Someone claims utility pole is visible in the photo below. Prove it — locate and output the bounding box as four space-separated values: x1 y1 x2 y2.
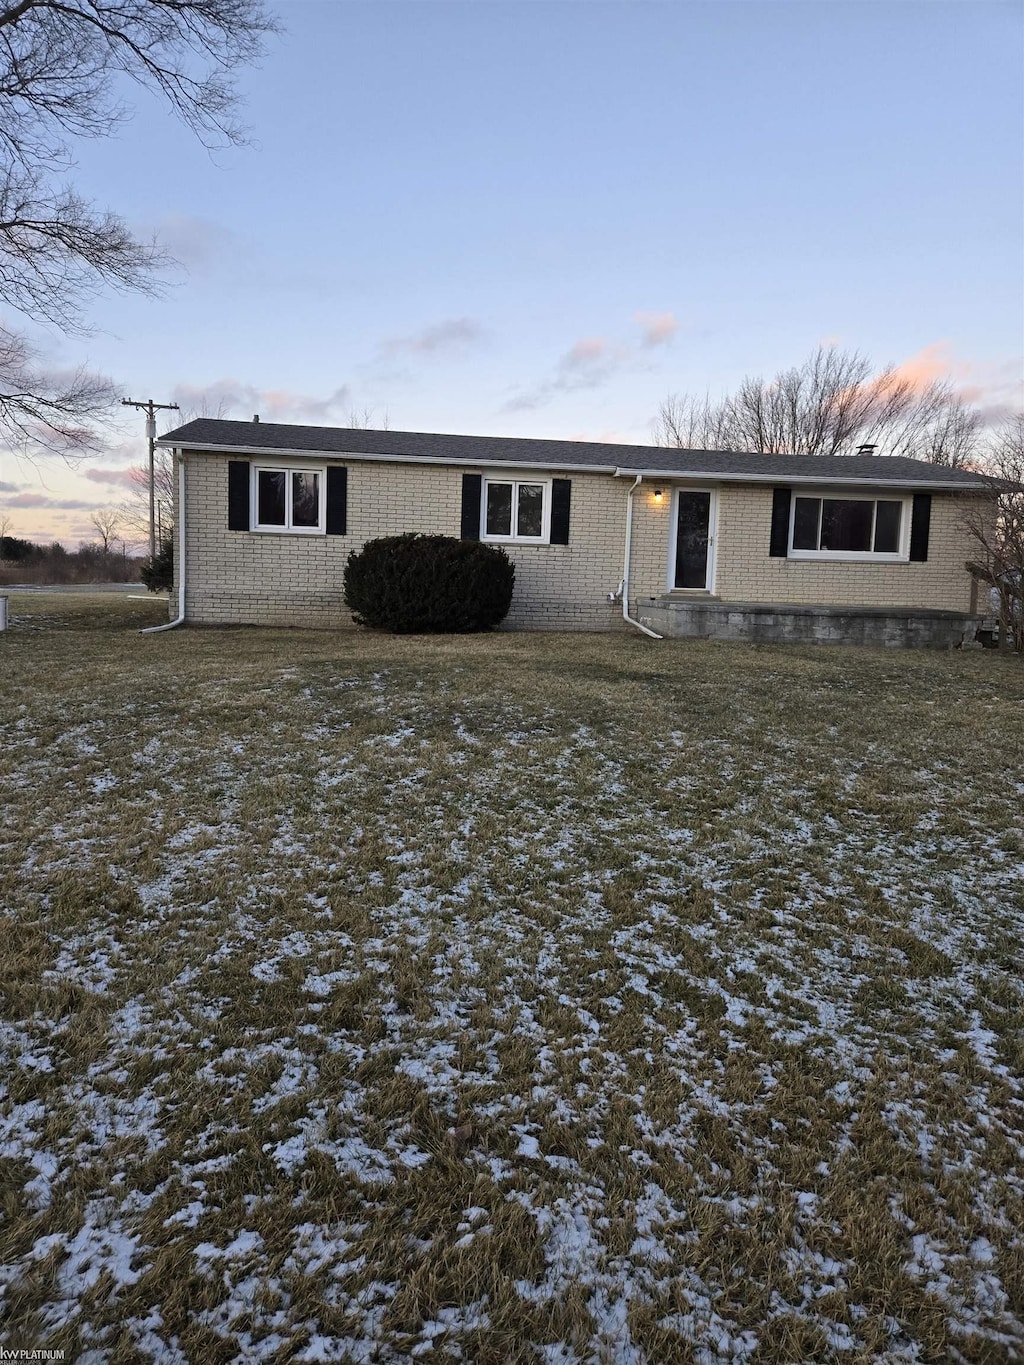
122 398 179 559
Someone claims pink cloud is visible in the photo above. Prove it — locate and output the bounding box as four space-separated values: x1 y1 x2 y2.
635 311 678 347
562 337 610 369
881 342 955 396
9 493 54 509
877 343 1023 420
170 380 353 425
84 468 138 488
9 493 95 509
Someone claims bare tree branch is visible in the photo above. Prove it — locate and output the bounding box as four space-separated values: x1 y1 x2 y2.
0 323 115 456
0 0 278 165
0 0 276 458
0 168 167 330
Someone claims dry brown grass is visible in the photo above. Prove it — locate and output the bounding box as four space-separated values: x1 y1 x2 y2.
1 591 1022 1361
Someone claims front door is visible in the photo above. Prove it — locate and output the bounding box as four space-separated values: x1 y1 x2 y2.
673 490 713 589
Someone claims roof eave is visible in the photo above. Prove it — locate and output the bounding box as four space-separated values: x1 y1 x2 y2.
157 438 619 475
155 439 989 491
612 466 989 492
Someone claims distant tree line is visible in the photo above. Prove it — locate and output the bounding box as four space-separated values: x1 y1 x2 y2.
0 534 140 585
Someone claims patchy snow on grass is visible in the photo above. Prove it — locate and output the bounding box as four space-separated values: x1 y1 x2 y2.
1 615 1023 1360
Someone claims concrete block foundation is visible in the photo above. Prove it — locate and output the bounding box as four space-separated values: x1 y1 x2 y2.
640 597 981 648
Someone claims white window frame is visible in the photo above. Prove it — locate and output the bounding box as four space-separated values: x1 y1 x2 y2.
788 490 911 562
480 474 551 544
251 463 327 535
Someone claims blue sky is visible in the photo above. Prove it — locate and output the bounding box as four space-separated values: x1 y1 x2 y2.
6 0 1023 542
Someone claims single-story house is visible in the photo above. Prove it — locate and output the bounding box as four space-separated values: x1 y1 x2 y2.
156 418 996 646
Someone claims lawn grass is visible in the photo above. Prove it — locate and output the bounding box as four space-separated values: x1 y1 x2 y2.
1 592 1023 1362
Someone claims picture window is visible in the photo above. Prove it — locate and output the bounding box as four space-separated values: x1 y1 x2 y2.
790 495 906 559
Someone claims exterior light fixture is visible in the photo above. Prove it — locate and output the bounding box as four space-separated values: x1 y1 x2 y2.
653 489 664 503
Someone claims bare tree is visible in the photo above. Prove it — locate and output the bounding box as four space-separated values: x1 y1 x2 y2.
653 392 735 451
0 0 277 458
654 346 982 467
121 448 175 547
89 505 122 554
965 414 1024 651
347 406 391 431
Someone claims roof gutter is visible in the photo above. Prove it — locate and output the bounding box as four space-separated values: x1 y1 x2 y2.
613 466 988 493
154 439 619 477
140 453 186 634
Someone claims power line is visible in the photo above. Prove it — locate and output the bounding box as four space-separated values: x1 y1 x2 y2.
123 398 179 559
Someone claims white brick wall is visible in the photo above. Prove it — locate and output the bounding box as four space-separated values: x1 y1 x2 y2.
177 454 628 630
174 454 984 629
711 485 977 612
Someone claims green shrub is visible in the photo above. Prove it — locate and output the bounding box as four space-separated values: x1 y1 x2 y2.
344 534 515 633
141 539 174 593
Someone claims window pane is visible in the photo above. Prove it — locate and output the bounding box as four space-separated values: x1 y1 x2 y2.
486 482 512 536
517 484 544 538
793 497 820 551
874 500 901 553
257 470 286 525
292 470 319 527
821 498 872 552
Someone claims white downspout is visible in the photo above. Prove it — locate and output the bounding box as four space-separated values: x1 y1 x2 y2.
619 473 663 640
141 452 186 634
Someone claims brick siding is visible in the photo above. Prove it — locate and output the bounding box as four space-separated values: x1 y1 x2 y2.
174 453 983 630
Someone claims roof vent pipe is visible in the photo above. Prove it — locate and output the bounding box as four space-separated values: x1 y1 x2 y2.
253 414 260 422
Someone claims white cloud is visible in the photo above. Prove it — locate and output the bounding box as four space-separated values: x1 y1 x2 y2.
146 214 235 274
382 318 484 358
502 335 626 412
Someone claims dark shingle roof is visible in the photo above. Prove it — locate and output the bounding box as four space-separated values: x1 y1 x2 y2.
158 418 991 489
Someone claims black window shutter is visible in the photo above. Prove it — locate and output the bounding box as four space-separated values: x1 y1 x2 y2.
909 493 931 562
228 460 250 530
769 488 791 557
550 479 571 545
326 466 347 535
461 473 482 540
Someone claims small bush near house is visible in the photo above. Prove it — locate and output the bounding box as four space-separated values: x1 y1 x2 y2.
141 538 174 593
344 533 514 632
